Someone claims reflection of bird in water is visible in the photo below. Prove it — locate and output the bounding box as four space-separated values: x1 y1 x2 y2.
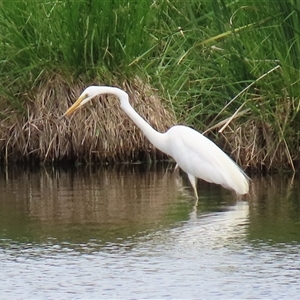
64 86 250 200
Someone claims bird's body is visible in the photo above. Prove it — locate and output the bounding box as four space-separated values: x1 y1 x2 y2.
64 86 249 198
163 125 249 196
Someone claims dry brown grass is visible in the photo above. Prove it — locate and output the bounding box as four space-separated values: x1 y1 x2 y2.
0 75 175 163
1 74 298 171
218 119 299 172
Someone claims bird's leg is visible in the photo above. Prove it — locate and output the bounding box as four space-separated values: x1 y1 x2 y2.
187 173 199 201
194 197 199 207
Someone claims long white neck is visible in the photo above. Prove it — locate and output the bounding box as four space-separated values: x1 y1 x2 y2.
97 87 169 154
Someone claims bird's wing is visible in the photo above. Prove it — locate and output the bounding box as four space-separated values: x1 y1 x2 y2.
167 125 249 193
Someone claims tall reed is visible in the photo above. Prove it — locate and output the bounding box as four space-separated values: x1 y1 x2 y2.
149 0 300 170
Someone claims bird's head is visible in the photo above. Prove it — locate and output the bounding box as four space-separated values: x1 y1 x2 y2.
63 86 100 116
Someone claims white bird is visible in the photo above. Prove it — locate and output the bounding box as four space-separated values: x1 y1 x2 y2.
64 86 250 199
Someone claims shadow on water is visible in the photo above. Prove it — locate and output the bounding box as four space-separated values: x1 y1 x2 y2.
0 164 299 248
0 163 188 244
0 164 230 245
248 174 300 244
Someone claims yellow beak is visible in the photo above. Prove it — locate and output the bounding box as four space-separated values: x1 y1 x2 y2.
63 94 87 117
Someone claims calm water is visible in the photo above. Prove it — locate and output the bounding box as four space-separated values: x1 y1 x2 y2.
0 164 300 299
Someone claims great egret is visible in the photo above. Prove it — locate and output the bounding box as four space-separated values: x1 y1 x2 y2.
64 86 249 198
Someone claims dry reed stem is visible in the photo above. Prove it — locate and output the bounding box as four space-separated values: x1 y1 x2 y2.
220 119 297 171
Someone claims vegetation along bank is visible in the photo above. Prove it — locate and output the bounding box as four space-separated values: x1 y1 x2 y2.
0 0 299 172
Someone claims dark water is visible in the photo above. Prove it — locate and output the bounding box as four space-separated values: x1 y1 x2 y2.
0 164 300 299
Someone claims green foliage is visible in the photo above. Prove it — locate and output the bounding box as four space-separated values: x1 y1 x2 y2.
148 0 300 169
0 0 155 101
0 0 299 168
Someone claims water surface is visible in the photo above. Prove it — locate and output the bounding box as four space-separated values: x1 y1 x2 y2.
0 165 300 299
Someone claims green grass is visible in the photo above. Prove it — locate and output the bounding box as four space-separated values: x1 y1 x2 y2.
0 0 155 103
0 0 299 169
